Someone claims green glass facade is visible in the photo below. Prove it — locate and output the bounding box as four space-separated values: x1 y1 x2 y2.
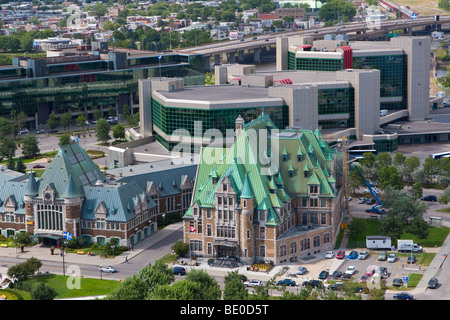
373 138 398 152
152 98 289 151
288 51 344 71
353 54 407 110
318 87 355 129
0 53 204 128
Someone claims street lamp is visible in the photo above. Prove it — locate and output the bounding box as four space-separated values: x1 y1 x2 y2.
151 41 158 52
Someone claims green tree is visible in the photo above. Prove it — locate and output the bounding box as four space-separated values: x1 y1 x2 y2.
378 166 403 190
75 114 87 127
46 112 59 131
172 241 189 257
319 0 356 22
31 282 57 300
60 112 72 131
59 133 71 146
223 270 249 300
185 269 221 300
0 137 17 158
95 119 111 145
375 152 392 170
21 135 40 158
6 152 15 170
409 182 423 201
15 157 26 173
0 117 12 137
378 215 403 242
7 257 42 280
406 216 429 244
113 124 126 141
94 109 103 121
439 193 448 209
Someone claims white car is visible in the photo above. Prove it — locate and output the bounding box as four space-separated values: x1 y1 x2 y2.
358 251 369 260
387 254 397 263
325 251 334 259
364 188 380 194
18 129 29 135
244 279 263 287
345 266 357 275
99 266 117 273
357 198 367 204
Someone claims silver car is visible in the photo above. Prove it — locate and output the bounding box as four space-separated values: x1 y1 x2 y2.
387 254 397 263
358 251 369 260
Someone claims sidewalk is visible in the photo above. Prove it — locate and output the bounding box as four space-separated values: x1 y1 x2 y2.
0 222 184 274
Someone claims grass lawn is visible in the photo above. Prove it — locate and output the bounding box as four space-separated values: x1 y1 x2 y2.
346 218 450 249
387 273 423 291
15 275 120 299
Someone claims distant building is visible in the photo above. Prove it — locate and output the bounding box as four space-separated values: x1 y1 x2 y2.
275 8 305 20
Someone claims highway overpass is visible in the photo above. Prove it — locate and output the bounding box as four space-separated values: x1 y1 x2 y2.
177 16 450 71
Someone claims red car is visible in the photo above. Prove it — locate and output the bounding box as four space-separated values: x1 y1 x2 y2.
336 250 345 259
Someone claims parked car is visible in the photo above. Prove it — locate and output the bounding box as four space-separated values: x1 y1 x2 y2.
428 277 438 289
358 251 369 260
252 37 257 40
48 129 58 133
407 255 417 264
325 251 334 259
421 195 437 202
378 251 387 261
348 250 358 259
302 280 323 288
331 270 343 279
336 250 345 259
296 266 308 275
318 270 329 280
345 266 357 276
364 188 380 194
392 278 403 287
365 199 376 205
330 282 344 291
241 275 248 282
244 279 263 287
18 129 29 135
359 274 371 283
387 254 397 263
277 279 296 287
341 273 352 280
99 266 116 273
357 198 367 204
32 164 45 169
172 266 186 275
393 292 414 300
36 129 45 134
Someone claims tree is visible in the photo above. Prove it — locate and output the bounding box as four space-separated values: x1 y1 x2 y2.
94 109 103 122
378 215 403 242
113 124 126 141
31 282 57 300
375 152 392 170
106 259 174 300
393 152 406 168
7 257 42 280
60 112 72 131
223 270 248 300
377 166 403 190
15 157 26 173
75 114 87 127
439 193 448 209
22 135 40 158
7 152 15 170
59 133 71 146
409 182 423 201
95 119 111 145
0 137 17 158
407 216 429 244
0 117 12 137
319 0 356 22
184 269 221 300
172 241 189 257
46 112 59 131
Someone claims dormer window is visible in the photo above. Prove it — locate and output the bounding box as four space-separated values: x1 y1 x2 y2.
309 185 319 194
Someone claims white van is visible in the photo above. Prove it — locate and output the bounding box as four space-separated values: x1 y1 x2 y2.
380 109 388 117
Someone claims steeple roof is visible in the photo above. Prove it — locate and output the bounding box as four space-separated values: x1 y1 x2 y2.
24 171 39 197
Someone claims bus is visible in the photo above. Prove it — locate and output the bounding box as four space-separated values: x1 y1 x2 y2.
430 151 450 159
348 149 378 158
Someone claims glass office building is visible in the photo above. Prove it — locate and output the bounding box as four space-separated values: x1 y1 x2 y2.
0 50 205 129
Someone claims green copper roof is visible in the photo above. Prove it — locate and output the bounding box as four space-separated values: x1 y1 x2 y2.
241 173 253 199
24 171 39 197
62 175 84 198
38 142 106 199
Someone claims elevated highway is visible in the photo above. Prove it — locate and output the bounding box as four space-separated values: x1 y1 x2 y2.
177 16 450 71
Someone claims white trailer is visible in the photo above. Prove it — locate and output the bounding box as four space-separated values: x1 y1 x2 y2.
366 236 392 250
